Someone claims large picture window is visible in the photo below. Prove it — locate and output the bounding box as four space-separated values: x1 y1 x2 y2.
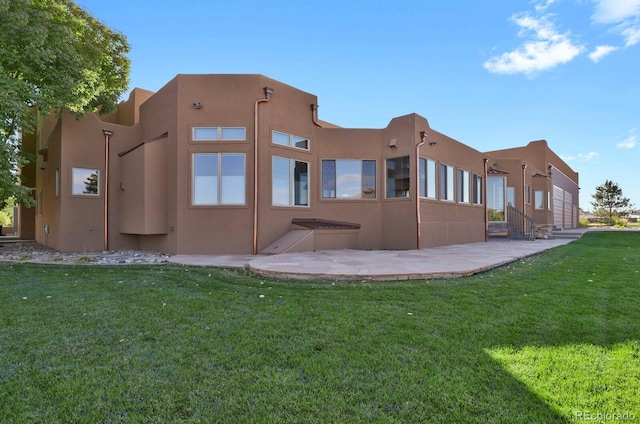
72 167 99 196
193 126 246 141
272 156 309 206
322 160 376 199
192 153 246 205
440 164 455 201
419 158 437 199
272 130 310 150
386 156 410 198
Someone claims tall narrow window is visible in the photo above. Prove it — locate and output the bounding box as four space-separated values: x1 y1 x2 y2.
535 190 545 209
322 159 376 199
419 158 437 199
507 187 516 207
473 174 483 205
386 156 410 198
488 177 506 221
440 164 455 201
272 157 309 206
192 153 245 205
457 169 470 203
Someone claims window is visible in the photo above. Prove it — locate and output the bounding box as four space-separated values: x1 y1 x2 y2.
419 158 437 198
272 130 310 150
473 174 483 205
72 167 99 196
55 168 60 198
440 164 455 201
386 156 410 198
535 190 545 209
193 127 246 141
488 177 506 221
272 156 309 206
525 184 532 204
507 187 516 207
322 160 376 199
457 169 470 203
192 153 246 205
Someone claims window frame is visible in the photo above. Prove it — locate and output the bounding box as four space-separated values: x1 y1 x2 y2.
457 169 470 204
192 126 246 142
472 174 483 205
272 130 310 151
272 156 310 207
534 190 545 210
439 163 455 202
385 156 410 199
419 157 437 199
71 167 100 197
191 153 246 206
321 159 377 200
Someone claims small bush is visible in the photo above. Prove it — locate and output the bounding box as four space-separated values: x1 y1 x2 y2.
611 216 629 228
579 217 590 227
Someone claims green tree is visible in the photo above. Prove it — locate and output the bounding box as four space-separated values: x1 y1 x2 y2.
591 180 635 225
0 0 130 208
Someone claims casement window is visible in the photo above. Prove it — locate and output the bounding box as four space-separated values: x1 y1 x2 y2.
535 190 545 210
322 159 376 199
488 177 506 221
439 164 455 201
192 153 246 205
472 174 483 205
457 169 470 203
192 127 246 141
72 167 99 196
272 156 309 206
419 158 437 199
386 156 410 198
272 130 310 150
525 184 532 204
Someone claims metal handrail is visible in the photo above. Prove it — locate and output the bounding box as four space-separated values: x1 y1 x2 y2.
507 205 536 240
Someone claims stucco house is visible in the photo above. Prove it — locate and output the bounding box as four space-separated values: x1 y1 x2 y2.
18 74 579 254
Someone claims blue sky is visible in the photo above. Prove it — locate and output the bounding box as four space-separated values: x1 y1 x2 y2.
77 0 640 210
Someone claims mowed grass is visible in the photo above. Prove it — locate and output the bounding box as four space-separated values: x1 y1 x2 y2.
1 231 639 423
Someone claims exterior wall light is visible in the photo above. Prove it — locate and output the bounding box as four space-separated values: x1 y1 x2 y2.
193 102 202 109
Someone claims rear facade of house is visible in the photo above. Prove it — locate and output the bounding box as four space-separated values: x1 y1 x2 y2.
18 74 579 254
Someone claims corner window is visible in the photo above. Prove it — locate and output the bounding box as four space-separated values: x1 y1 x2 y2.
386 156 410 198
439 164 455 201
535 190 545 209
419 158 437 199
193 127 246 141
473 174 483 205
322 160 376 199
72 167 99 196
457 169 470 203
272 156 309 206
192 153 246 205
272 130 310 150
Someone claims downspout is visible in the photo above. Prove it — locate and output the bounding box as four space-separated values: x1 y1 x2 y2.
415 131 428 249
311 104 323 127
253 87 273 255
483 158 489 242
102 129 113 251
522 163 527 231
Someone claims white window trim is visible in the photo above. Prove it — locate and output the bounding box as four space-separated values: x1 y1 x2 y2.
272 130 310 151
440 163 455 202
71 167 100 197
321 159 377 200
419 157 437 199
192 153 246 206
457 169 470 204
272 156 310 207
192 126 246 141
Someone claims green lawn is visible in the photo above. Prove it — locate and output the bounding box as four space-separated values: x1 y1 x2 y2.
1 231 639 423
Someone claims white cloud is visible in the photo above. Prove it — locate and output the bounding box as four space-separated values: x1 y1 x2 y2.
617 129 637 148
592 0 640 47
535 0 557 12
588 44 619 62
484 12 584 76
579 152 600 160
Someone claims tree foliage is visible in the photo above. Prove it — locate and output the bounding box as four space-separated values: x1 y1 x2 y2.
590 180 635 224
0 0 130 207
